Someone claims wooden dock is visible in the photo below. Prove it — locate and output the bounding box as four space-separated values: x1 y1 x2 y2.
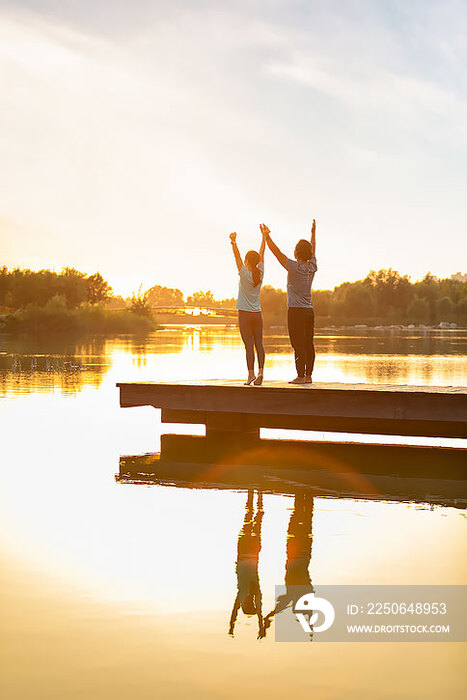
117 380 467 481
118 380 467 438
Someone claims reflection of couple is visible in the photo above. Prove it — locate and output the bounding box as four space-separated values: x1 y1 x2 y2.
229 490 314 639
229 490 265 638
229 221 317 386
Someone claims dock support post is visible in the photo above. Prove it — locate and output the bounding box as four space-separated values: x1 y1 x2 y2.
160 410 260 464
160 409 260 440
205 412 260 441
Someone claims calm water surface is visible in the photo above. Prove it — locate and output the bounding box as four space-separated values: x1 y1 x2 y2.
1 328 466 699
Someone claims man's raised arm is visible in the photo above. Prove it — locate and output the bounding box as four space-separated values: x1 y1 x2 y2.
310 219 316 257
260 223 288 269
258 226 266 262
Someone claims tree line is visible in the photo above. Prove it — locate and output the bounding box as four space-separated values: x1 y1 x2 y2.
1 265 466 327
115 271 467 327
0 266 113 309
261 269 467 327
0 267 154 335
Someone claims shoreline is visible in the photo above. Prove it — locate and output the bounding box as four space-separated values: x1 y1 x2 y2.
1 322 465 337
157 321 465 331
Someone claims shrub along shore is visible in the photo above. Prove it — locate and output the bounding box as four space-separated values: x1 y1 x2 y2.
1 296 157 336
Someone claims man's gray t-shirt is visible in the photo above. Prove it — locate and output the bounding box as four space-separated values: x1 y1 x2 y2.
286 256 317 308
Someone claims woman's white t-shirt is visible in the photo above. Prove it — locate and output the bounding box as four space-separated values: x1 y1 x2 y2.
236 262 264 312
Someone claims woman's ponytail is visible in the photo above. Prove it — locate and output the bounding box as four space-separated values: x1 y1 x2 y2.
252 265 261 287
245 250 261 287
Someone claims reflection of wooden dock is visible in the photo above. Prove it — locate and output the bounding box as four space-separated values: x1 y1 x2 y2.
118 454 467 509
117 380 467 480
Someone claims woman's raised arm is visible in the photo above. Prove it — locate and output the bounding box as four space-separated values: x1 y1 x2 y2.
229 232 243 272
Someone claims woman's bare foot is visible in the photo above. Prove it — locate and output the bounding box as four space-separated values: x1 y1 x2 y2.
288 376 306 384
245 371 256 386
304 376 313 384
254 371 263 386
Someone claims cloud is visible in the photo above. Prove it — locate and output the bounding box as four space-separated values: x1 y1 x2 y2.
0 2 466 295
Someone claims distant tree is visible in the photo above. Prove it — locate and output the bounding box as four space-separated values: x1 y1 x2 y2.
146 285 184 307
129 286 152 316
407 296 430 324
6 268 57 308
364 268 411 318
59 267 88 308
217 297 236 309
87 272 113 304
343 284 375 319
313 289 333 317
0 266 9 306
105 295 126 309
260 286 287 326
436 296 455 323
413 273 438 324
451 272 467 283
456 297 467 327
187 290 216 307
437 275 466 304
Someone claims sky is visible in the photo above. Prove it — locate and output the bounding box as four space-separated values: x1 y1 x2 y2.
0 0 466 298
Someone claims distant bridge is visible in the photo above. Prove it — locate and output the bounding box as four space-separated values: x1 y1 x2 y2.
150 305 237 317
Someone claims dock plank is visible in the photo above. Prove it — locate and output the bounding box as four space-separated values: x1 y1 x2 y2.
118 379 467 393
117 380 467 439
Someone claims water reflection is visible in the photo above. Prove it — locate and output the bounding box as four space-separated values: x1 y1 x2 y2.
269 328 467 356
229 491 316 641
0 345 108 397
263 493 314 639
1 328 466 398
0 327 466 698
229 490 265 639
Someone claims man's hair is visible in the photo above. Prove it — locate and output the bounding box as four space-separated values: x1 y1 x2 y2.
294 239 313 261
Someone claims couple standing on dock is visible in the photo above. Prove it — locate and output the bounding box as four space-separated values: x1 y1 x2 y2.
229 220 317 385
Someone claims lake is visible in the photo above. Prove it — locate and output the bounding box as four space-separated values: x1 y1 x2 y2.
1 327 466 699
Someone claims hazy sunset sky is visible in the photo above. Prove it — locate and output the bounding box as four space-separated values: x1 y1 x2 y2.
1 0 466 297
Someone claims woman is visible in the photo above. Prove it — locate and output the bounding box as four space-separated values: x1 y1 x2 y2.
229 228 266 385
229 490 265 639
261 220 317 384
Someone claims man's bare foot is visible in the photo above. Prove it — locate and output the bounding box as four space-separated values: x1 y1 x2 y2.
288 376 306 384
304 376 313 384
245 372 256 386
254 371 263 386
